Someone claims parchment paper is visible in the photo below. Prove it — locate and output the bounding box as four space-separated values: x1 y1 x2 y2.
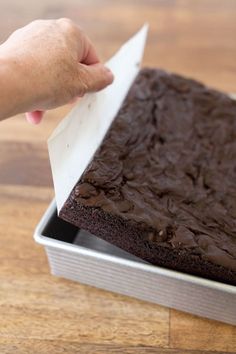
48 25 148 212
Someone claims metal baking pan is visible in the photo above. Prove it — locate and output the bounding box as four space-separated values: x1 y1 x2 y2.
34 199 236 325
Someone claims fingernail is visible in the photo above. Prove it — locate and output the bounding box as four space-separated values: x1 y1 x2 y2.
26 111 44 125
104 66 112 73
104 67 114 82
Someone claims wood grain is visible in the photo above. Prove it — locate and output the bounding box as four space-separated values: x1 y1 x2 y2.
1 0 236 92
0 0 236 353
170 310 236 352
0 142 52 186
0 339 233 354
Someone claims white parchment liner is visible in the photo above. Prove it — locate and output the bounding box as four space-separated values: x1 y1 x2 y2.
48 25 148 212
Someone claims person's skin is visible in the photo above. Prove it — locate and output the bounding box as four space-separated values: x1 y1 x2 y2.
0 18 114 124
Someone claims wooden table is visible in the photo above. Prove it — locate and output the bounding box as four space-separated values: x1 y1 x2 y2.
0 1 236 353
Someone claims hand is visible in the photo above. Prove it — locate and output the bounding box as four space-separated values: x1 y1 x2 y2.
0 19 114 123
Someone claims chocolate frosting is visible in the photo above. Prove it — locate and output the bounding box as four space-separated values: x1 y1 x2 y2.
73 69 236 272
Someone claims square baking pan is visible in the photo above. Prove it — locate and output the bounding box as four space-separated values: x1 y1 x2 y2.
34 199 236 325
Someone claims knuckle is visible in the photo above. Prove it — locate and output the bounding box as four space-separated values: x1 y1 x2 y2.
58 17 72 23
57 18 79 38
76 24 84 35
32 19 43 24
29 19 45 28
58 18 73 29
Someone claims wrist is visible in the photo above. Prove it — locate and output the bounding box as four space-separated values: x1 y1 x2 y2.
0 46 35 119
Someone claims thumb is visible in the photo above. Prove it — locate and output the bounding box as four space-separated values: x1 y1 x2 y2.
77 63 114 94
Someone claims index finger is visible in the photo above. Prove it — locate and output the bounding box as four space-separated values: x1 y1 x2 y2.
80 32 101 65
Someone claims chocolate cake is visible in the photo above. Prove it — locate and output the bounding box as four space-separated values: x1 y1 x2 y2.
60 68 236 286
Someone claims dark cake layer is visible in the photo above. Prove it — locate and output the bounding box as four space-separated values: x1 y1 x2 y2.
60 68 236 286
